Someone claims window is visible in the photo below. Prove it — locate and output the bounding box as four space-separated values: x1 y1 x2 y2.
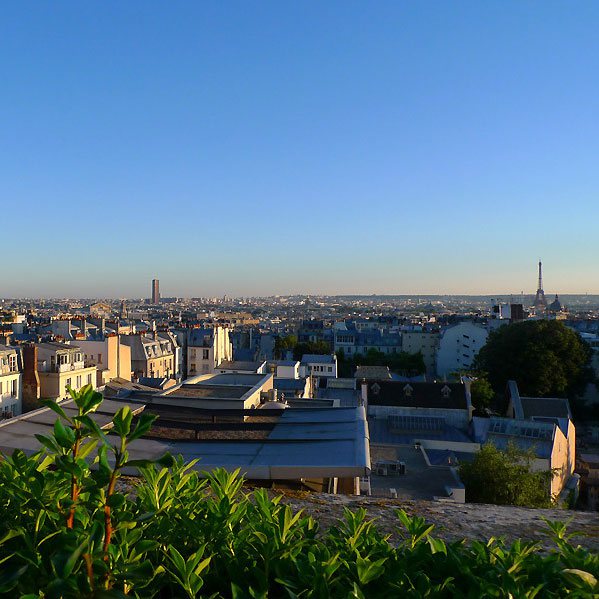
65 378 71 392
203 349 209 360
328 366 332 372
0 382 3 394
76 376 82 388
8 355 16 371
10 380 16 397
87 374 92 385
98 354 103 364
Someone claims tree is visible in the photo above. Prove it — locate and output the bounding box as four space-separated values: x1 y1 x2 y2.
292 340 331 361
474 320 593 398
459 443 554 508
335 349 426 378
469 376 495 411
274 335 297 358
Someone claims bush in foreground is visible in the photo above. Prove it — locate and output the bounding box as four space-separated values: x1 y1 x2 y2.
0 386 597 597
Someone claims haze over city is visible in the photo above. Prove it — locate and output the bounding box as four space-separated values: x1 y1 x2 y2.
3 2 599 297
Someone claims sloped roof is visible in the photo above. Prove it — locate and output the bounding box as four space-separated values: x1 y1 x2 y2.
367 381 468 410
521 397 571 419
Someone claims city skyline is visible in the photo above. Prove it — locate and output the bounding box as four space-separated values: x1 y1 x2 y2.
1 259 596 299
3 3 599 296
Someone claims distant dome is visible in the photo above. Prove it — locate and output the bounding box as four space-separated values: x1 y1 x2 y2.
549 294 562 312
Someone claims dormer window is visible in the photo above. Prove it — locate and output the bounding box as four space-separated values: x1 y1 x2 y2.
371 383 380 395
441 385 451 398
403 384 413 397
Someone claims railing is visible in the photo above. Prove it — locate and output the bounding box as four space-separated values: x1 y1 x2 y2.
0 366 19 376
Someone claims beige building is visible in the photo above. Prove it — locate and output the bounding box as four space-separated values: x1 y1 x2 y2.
0 345 22 417
401 330 439 377
90 302 113 318
187 326 233 377
35 342 97 400
122 333 176 381
76 335 132 387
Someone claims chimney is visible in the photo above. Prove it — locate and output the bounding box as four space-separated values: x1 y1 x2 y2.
22 344 41 412
360 379 368 408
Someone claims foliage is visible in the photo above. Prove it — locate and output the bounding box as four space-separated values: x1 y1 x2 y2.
469 375 496 410
474 320 593 399
292 340 332 361
459 443 555 508
273 334 297 359
0 387 597 597
273 335 331 360
337 348 426 378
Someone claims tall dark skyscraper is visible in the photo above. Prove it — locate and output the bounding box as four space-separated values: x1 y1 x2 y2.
151 279 160 304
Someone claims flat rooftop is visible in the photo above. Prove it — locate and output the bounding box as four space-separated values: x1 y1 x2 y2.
0 398 145 454
126 407 370 479
370 445 458 500
165 384 252 400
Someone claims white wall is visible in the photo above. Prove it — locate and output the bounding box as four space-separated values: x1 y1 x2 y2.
436 322 488 377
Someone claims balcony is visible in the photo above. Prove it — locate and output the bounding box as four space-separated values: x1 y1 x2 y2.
39 361 89 374
0 366 19 376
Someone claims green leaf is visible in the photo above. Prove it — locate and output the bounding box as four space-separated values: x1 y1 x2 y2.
562 568 598 588
53 418 75 449
77 439 99 460
128 413 158 442
0 565 28 593
40 399 68 420
107 493 126 509
35 434 60 454
112 407 133 437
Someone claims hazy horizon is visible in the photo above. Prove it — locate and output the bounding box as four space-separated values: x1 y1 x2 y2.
3 3 598 297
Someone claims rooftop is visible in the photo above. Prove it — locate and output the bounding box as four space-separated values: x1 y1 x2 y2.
217 360 264 372
301 354 335 364
366 381 469 410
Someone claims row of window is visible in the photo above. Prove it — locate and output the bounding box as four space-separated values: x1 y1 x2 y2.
64 373 93 393
0 379 18 397
0 355 18 371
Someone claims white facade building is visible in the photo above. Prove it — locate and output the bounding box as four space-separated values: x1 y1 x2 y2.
436 322 489 378
0 346 22 417
187 326 233 377
300 354 338 378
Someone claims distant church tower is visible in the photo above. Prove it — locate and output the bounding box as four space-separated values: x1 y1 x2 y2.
120 299 128 319
533 260 547 310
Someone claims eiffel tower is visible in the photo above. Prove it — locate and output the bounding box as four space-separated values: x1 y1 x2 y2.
533 260 547 310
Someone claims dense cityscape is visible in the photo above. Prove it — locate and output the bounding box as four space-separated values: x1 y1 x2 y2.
2 3 598 596
1 261 598 511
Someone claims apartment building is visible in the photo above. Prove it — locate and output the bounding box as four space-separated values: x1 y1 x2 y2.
401 329 439 377
35 342 97 400
436 322 489 377
0 345 22 417
300 354 338 378
76 335 132 387
187 326 233 377
121 333 176 381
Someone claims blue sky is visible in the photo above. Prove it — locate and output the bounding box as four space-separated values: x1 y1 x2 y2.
2 2 598 298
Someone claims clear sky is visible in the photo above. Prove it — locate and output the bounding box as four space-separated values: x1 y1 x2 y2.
2 2 598 298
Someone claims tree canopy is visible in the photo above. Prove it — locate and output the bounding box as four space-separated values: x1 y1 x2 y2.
336 348 425 378
459 443 554 508
474 320 593 398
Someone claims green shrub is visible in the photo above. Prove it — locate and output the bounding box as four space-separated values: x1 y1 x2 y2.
0 386 597 597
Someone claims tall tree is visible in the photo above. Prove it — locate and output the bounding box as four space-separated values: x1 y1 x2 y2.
474 320 593 398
